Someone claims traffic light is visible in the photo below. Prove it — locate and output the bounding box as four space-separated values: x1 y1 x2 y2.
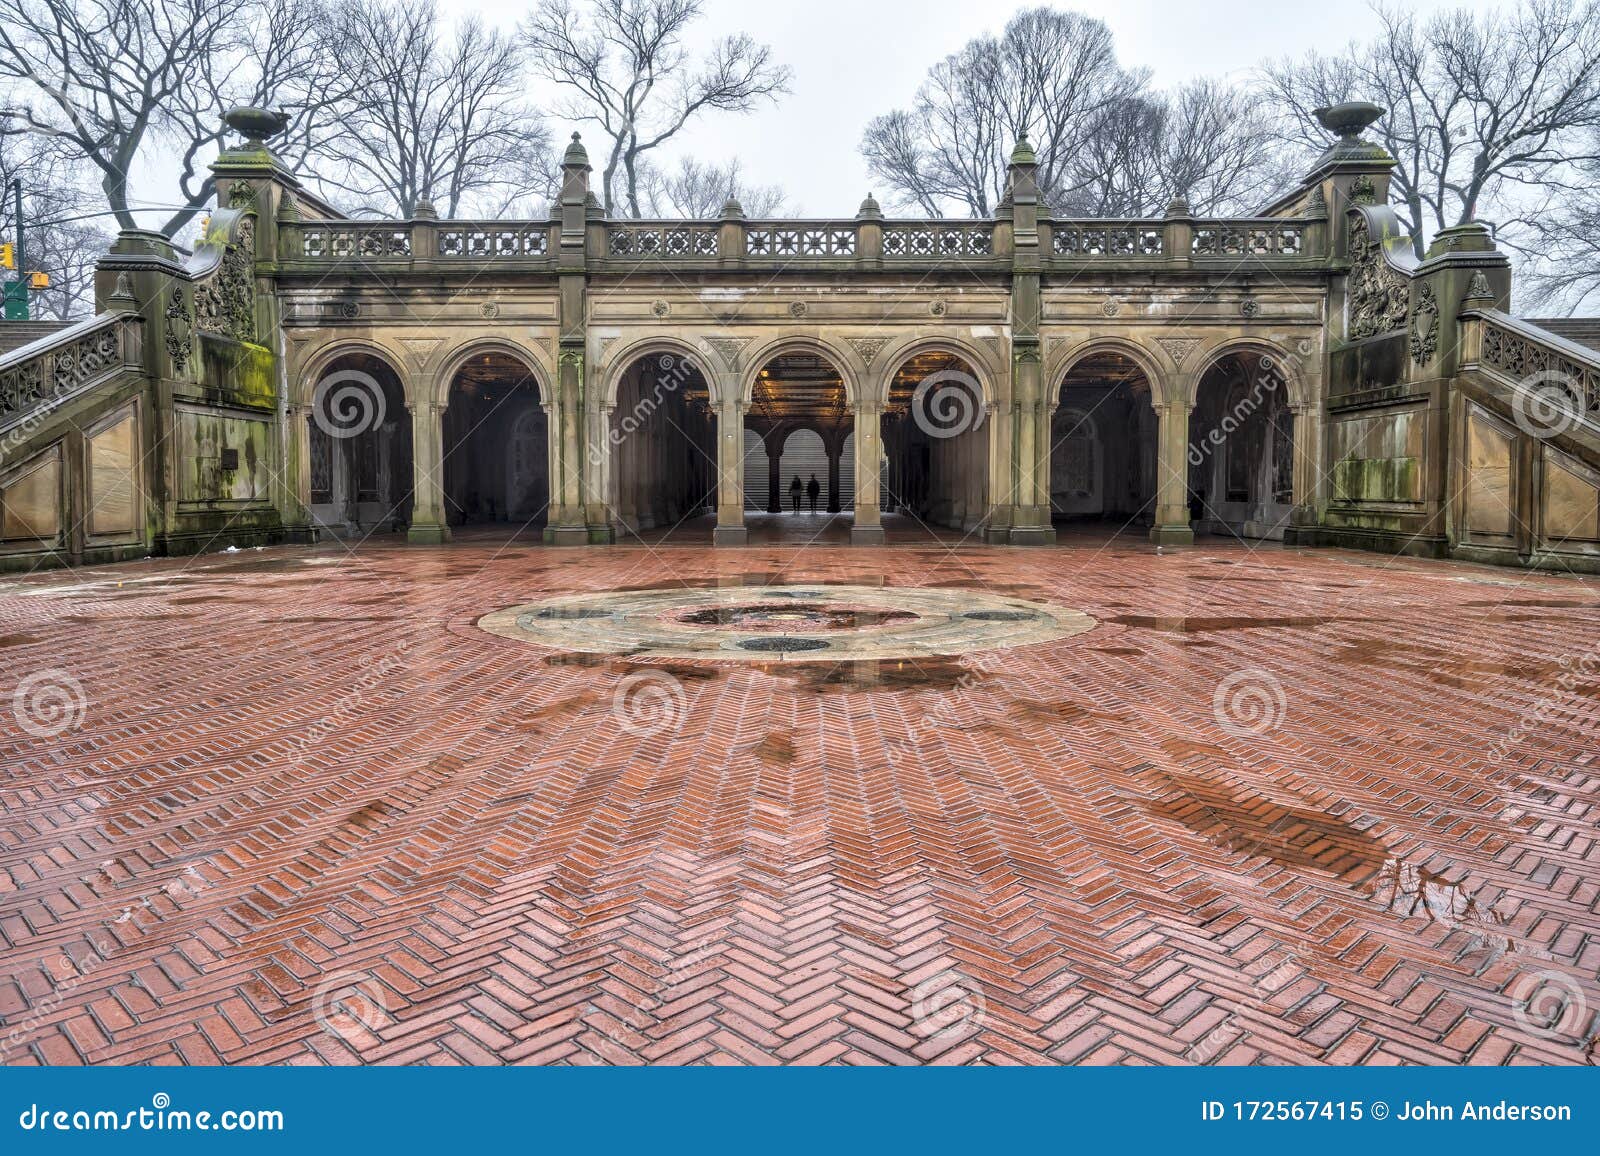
0 243 13 270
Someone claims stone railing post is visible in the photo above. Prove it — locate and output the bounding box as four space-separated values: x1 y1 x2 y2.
1164 197 1193 269
718 198 746 266
856 194 883 270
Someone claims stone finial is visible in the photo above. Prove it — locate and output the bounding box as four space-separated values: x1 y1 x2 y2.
1314 101 1386 141
413 197 438 220
1465 271 1494 302
1164 194 1192 218
563 131 590 168
584 191 604 219
1010 135 1037 165
276 190 301 223
222 106 289 147
856 191 882 220
720 196 745 220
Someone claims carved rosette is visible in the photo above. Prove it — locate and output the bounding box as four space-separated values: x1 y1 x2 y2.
1346 214 1410 341
194 216 257 343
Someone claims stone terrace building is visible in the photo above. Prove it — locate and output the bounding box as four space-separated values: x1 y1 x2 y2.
1 103 1597 574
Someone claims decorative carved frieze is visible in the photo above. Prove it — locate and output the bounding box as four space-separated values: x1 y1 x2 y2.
847 337 889 367
164 289 193 373
1409 282 1439 365
1346 214 1410 341
704 337 750 371
1155 337 1200 365
194 216 257 343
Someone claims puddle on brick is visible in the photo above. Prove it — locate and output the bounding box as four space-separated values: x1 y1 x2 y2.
1089 646 1144 656
1463 598 1598 609
0 633 39 647
764 654 982 692
754 731 797 764
1143 767 1387 885
1367 857 1507 934
540 653 725 683
1108 615 1352 633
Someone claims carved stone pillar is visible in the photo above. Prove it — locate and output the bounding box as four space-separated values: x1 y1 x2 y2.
1151 401 1195 545
407 402 450 544
766 438 783 514
1289 404 1323 530
713 395 747 545
1008 346 1053 544
826 442 841 513
851 401 884 544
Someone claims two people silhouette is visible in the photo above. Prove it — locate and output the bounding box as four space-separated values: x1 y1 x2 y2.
789 474 821 513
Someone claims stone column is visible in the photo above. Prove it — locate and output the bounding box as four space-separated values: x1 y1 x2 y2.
407 402 450 544
1007 348 1053 544
852 401 885 544
1150 401 1195 545
766 438 783 513
1289 405 1323 531
713 395 748 545
826 442 841 513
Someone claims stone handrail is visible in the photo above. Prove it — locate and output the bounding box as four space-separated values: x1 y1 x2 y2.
285 211 1324 269
0 311 144 435
746 220 859 258
1051 219 1166 257
1191 218 1309 257
1460 309 1600 430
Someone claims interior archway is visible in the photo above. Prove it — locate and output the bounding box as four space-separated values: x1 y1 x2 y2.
305 351 412 538
608 352 715 539
442 352 547 534
1052 351 1157 534
1189 351 1294 539
741 350 855 541
883 350 988 532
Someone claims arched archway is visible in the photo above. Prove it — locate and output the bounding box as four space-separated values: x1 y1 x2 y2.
1051 350 1158 534
882 349 989 532
608 350 715 539
742 429 768 512
741 349 854 541
442 350 547 534
1188 351 1294 539
303 350 412 538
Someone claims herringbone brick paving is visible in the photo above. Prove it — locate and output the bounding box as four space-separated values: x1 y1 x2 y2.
1 530 1597 1065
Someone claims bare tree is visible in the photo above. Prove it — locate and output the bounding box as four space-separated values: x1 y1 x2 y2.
0 0 348 238
523 0 790 217
638 155 786 218
1263 0 1600 257
313 0 548 218
1065 81 1291 217
861 7 1143 217
0 130 110 318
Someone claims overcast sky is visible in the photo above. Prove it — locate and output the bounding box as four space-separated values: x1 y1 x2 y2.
455 0 1476 214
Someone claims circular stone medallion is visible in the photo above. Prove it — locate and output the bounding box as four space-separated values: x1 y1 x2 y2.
478 585 1096 662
